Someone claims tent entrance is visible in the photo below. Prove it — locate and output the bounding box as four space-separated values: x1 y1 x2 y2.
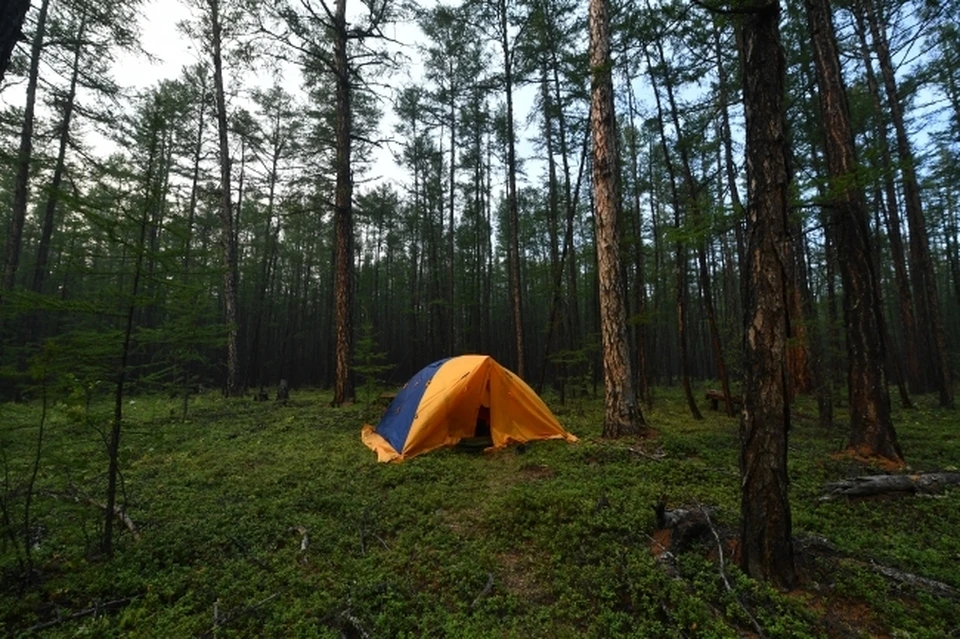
457 405 492 451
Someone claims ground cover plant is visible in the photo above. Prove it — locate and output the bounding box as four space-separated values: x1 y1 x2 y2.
1 386 959 637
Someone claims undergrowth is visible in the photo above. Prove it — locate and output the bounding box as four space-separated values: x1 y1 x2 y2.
0 386 958 637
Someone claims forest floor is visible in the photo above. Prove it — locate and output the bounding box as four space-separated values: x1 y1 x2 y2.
1 385 959 637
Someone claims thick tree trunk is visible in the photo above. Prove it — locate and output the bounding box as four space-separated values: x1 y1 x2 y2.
208 0 241 396
0 0 30 83
738 1 796 589
332 0 355 406
3 0 50 294
860 0 953 407
805 0 903 463
589 0 645 438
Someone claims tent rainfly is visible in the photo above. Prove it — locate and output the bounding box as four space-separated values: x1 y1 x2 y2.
362 355 577 462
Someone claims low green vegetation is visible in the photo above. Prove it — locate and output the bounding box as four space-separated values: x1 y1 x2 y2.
1 387 958 637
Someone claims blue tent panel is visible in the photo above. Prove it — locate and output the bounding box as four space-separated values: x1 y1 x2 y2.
376 358 450 453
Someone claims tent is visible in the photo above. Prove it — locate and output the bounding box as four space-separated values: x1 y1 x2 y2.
361 355 577 462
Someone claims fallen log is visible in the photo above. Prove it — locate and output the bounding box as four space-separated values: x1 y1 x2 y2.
41 490 140 541
820 472 960 500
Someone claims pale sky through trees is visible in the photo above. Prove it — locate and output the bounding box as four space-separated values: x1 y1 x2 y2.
104 0 550 194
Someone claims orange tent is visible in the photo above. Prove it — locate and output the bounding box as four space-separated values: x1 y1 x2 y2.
361 355 577 462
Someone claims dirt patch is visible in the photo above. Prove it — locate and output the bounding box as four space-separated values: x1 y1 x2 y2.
496 550 554 604
518 463 555 480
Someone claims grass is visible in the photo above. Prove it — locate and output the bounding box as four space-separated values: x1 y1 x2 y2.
1 386 958 637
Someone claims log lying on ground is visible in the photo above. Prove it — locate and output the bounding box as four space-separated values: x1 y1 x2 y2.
42 490 140 541
820 472 960 500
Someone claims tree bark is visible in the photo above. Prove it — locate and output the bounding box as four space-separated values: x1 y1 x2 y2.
332 0 355 406
208 0 241 396
805 0 903 463
738 0 796 589
589 0 645 438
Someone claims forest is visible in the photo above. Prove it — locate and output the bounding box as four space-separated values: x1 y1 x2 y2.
1 0 959 634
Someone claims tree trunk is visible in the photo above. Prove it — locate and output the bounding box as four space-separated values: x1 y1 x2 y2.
738 1 796 589
645 46 702 421
851 4 923 396
624 63 650 407
655 32 732 416
104 103 160 557
805 0 903 463
589 0 645 438
3 0 50 294
208 0 241 396
501 0 524 378
332 0 355 406
859 0 952 407
32 8 86 300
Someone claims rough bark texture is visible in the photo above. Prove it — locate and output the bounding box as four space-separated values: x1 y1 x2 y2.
860 0 953 408
806 0 903 463
208 0 241 397
589 0 645 438
332 0 355 406
3 0 49 293
0 0 30 83
738 0 796 589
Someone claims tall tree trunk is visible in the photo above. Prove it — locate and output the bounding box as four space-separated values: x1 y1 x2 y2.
589 0 645 438
655 33 731 416
538 63 564 394
447 97 456 355
859 0 952 407
851 4 923 396
624 63 650 407
500 0 524 378
104 103 160 557
805 0 903 462
3 0 50 294
208 0 241 396
738 1 796 589
945 186 960 310
247 128 283 390
31 11 87 297
645 46 703 420
332 0 355 405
